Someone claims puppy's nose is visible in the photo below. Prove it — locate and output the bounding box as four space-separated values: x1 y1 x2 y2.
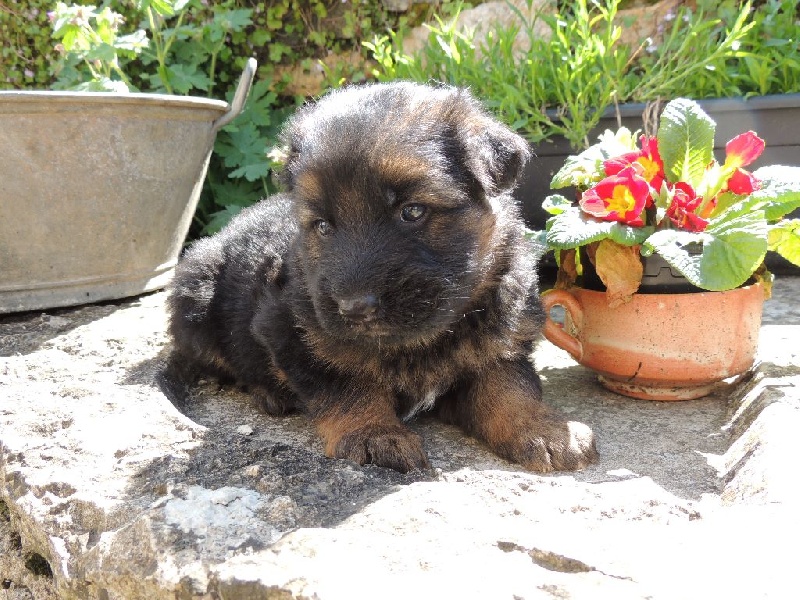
337 294 379 322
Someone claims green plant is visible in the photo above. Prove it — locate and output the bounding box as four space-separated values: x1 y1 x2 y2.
50 1 148 91
196 78 297 235
729 0 800 95
366 0 795 149
622 0 756 101
0 0 60 88
541 98 800 302
50 0 252 94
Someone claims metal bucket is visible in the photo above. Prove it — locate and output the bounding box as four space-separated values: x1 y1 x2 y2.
0 59 256 314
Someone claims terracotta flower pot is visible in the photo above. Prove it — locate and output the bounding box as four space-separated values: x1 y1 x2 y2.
541 283 764 400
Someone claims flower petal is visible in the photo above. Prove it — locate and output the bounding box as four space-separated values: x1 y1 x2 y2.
724 131 765 169
579 167 649 226
666 182 708 232
727 168 760 195
578 187 610 218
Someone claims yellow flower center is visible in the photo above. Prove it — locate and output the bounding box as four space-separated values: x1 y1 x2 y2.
606 185 636 215
637 156 660 183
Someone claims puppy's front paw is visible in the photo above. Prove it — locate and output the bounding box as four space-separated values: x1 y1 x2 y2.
503 418 598 473
333 423 430 473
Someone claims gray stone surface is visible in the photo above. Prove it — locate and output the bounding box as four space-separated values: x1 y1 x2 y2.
1 277 799 599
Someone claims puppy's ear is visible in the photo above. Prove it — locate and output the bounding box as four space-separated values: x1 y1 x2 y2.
277 142 300 191
464 119 531 195
278 99 314 191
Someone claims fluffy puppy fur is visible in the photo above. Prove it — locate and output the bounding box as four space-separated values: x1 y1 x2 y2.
168 82 597 473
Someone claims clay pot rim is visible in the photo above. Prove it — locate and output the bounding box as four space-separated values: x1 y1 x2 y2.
561 281 763 299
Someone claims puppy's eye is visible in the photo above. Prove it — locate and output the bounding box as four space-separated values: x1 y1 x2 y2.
400 204 427 223
313 219 334 236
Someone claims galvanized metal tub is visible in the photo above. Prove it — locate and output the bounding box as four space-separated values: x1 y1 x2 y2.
0 59 256 314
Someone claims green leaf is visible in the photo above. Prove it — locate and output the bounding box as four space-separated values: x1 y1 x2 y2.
215 122 273 182
644 206 768 290
207 178 262 208
768 219 800 266
269 42 291 62
165 63 212 94
85 43 118 64
542 194 573 215
550 153 603 189
751 165 800 221
213 8 253 33
115 30 149 53
545 207 652 249
642 230 709 282
549 127 637 189
142 0 177 18
72 77 130 92
225 79 277 129
657 98 716 188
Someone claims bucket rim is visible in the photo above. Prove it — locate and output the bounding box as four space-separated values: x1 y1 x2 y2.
0 89 229 112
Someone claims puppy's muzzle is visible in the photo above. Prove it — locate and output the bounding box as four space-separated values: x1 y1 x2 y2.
337 294 379 323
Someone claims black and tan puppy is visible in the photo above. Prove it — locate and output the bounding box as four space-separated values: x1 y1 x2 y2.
168 82 597 473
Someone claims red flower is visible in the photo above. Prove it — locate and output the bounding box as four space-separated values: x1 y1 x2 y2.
723 131 765 170
666 182 708 232
726 168 761 195
580 166 649 227
604 135 665 196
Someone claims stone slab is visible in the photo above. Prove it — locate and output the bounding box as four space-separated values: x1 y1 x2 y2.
2 277 799 599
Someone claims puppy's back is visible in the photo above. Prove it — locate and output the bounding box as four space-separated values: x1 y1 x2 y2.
167 195 296 372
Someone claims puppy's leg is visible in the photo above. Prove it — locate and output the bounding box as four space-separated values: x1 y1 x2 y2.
311 384 430 473
249 382 297 417
439 359 597 472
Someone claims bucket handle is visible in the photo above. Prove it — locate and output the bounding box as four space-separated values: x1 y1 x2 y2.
212 57 257 133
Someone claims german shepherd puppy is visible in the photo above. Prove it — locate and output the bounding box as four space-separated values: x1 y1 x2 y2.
168 82 597 473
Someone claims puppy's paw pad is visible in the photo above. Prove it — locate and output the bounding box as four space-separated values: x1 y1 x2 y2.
334 424 430 473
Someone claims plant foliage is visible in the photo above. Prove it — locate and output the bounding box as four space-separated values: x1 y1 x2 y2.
544 98 800 294
366 0 799 149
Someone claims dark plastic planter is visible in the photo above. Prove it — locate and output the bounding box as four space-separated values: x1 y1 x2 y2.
578 247 706 294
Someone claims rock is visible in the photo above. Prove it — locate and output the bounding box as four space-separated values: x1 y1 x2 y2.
402 0 553 59
616 0 686 48
382 0 414 11
1 278 799 598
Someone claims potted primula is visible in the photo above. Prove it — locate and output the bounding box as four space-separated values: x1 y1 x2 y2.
539 98 800 401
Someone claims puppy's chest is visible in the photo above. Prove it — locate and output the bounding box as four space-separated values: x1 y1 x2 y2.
371 351 464 421
399 385 444 421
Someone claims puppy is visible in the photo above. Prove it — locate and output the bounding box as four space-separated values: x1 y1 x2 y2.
168 82 597 473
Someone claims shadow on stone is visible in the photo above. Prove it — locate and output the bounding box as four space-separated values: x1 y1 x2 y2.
0 301 122 357
128 350 432 533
